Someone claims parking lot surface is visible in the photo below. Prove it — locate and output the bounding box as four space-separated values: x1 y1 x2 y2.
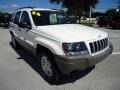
0 27 120 90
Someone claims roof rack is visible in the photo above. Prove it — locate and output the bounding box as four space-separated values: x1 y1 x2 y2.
16 7 37 10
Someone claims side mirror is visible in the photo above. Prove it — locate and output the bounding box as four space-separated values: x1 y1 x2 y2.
18 21 31 29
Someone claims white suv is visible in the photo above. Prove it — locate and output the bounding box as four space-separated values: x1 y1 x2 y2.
9 7 113 83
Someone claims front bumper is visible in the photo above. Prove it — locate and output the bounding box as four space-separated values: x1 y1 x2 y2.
54 43 113 74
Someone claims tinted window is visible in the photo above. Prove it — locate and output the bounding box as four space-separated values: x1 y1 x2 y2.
20 11 31 25
14 11 21 24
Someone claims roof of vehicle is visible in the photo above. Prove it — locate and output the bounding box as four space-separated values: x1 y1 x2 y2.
16 7 57 12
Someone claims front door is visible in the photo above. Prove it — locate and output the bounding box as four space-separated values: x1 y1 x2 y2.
19 11 35 52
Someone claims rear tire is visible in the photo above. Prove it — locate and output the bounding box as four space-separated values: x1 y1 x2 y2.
38 52 60 83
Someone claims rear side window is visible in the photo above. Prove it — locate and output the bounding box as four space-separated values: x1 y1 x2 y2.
11 13 16 22
14 11 21 25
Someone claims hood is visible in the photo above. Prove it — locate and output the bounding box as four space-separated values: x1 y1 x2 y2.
37 24 108 42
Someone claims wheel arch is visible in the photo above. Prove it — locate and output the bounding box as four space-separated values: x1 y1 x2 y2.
36 44 62 74
34 38 64 55
36 44 54 57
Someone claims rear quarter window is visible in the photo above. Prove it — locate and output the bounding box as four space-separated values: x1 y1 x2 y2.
11 13 16 22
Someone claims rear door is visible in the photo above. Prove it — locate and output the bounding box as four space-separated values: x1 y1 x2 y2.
11 11 22 38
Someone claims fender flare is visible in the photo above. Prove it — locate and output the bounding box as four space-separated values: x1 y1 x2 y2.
34 38 64 55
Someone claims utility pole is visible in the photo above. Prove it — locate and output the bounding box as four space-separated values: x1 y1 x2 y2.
89 6 92 23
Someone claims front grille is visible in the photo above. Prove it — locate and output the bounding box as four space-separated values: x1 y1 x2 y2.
89 38 108 53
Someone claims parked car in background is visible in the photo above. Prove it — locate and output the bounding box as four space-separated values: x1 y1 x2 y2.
111 15 120 29
0 14 11 28
97 16 112 28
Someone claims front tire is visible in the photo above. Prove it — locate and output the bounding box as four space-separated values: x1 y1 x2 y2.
38 52 59 83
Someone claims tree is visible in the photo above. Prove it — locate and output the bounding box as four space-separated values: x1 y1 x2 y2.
50 0 99 22
105 9 116 16
118 0 120 9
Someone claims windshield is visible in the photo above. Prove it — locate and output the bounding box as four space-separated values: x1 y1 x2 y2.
31 10 76 26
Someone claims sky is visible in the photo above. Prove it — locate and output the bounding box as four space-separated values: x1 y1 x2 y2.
0 0 119 13
95 0 119 12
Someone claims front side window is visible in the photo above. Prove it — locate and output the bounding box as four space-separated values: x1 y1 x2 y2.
31 10 76 26
20 11 31 26
14 11 21 25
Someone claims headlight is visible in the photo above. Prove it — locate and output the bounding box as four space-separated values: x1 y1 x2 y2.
62 42 88 56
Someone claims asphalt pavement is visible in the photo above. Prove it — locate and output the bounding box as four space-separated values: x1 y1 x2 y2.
0 27 120 90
